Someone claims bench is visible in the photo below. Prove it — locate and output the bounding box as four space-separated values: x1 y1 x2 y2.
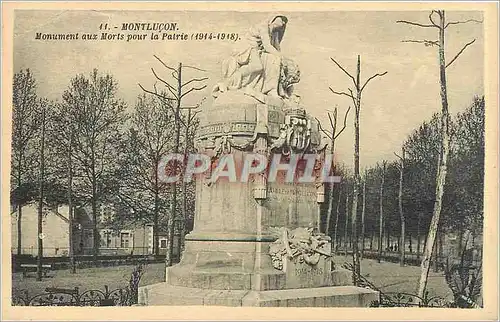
20 264 53 278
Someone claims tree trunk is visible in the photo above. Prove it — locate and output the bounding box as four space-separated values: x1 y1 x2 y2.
433 236 439 272
180 108 191 254
325 183 334 236
360 177 366 260
17 156 23 255
325 143 336 236
17 204 22 255
36 108 46 281
153 151 160 257
457 227 464 258
166 62 183 267
439 228 444 260
398 148 405 266
350 55 362 284
409 232 413 253
378 162 386 263
154 185 159 257
417 213 421 260
91 176 98 266
68 130 76 274
417 11 451 299
386 229 390 251
370 231 374 250
344 195 349 259
433 226 444 272
333 187 342 254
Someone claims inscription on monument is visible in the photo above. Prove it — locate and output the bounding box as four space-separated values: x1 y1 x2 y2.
267 186 316 201
295 266 324 276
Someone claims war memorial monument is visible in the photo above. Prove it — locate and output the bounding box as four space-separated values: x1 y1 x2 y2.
138 15 379 307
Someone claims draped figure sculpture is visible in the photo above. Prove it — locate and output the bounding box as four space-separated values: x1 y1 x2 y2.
212 15 300 100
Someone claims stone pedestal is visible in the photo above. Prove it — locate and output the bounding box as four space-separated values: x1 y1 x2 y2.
138 92 378 307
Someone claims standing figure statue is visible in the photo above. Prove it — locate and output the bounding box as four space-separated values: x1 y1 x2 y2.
212 15 299 100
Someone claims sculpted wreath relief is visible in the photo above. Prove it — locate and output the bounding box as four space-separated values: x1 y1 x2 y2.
269 227 332 271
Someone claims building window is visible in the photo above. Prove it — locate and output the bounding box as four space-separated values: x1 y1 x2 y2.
101 231 112 247
160 239 167 249
120 232 130 248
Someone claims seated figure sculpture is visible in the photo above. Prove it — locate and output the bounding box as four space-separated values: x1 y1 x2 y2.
212 15 300 101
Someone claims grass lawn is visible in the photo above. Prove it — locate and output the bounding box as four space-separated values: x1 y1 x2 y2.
13 259 453 302
334 256 453 300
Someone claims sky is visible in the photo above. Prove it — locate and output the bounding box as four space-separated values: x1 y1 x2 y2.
13 10 484 169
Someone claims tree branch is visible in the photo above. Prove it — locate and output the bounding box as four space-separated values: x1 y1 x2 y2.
330 57 356 86
329 87 355 100
180 85 207 99
315 117 333 141
334 105 351 139
182 65 208 72
445 18 483 29
446 39 476 69
138 83 175 102
396 20 439 28
361 71 388 93
191 110 201 120
328 111 336 130
402 39 439 47
429 10 440 28
181 77 209 88
154 55 179 79
151 68 178 98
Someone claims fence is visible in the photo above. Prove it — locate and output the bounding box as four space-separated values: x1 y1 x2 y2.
13 286 134 306
13 247 155 257
12 253 170 272
12 263 144 307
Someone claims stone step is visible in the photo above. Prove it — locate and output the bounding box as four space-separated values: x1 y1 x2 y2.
138 284 379 307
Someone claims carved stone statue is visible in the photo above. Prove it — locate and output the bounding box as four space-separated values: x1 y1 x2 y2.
212 15 300 100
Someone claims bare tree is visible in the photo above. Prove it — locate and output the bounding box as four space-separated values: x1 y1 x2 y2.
397 10 481 299
139 56 207 266
317 106 350 236
395 147 406 266
330 55 387 283
11 69 41 255
378 160 387 263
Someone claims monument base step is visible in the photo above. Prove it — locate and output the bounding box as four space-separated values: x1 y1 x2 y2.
138 283 379 307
